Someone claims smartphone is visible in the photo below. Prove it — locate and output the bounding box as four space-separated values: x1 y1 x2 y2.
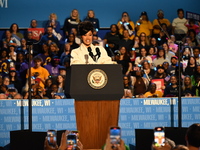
110 127 121 147
71 131 80 141
47 130 57 148
67 134 77 150
154 127 165 147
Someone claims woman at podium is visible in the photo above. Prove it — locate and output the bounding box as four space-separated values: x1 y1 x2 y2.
70 21 116 65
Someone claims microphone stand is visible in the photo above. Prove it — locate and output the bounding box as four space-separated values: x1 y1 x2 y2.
177 41 182 128
27 41 33 132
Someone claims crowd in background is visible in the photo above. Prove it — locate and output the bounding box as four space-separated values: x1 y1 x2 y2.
0 8 200 99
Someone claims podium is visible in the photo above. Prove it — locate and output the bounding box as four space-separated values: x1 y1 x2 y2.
65 64 124 149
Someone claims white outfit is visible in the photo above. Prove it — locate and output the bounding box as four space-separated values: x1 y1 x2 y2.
153 58 170 67
172 17 188 34
135 56 152 65
70 43 115 65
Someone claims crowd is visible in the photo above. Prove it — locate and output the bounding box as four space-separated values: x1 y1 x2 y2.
0 8 200 99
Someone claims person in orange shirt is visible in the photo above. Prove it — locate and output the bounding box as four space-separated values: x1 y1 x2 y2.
26 56 50 88
117 12 135 40
152 9 171 38
144 83 163 98
136 11 153 37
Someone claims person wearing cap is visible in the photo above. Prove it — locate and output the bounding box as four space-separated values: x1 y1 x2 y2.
71 21 116 64
136 11 153 37
167 55 183 77
153 64 167 79
44 56 61 76
152 9 171 38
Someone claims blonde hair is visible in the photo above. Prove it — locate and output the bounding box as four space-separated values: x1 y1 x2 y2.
87 10 95 18
70 9 80 23
182 76 192 91
49 13 57 20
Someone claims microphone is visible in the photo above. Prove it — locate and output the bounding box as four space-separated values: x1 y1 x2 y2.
95 47 101 60
87 47 96 62
84 54 89 64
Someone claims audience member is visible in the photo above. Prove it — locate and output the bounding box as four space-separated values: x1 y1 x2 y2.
185 123 200 150
45 13 62 40
136 11 153 37
26 56 50 89
9 23 24 46
84 10 100 30
117 12 135 40
122 75 133 99
119 29 134 51
104 24 121 57
40 26 59 46
152 9 171 38
131 70 149 97
164 75 179 97
114 46 132 75
135 47 152 66
144 83 163 98
63 9 81 37
153 47 170 67
172 9 188 41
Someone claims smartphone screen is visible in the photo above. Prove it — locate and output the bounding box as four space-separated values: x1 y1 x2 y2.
154 127 165 147
47 130 57 148
71 131 79 141
67 134 77 150
110 127 121 146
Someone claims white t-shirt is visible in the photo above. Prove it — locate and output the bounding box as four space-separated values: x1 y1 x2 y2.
172 17 188 34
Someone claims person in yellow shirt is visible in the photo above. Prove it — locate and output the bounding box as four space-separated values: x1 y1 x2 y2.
136 11 153 37
117 12 135 40
26 56 50 88
144 83 163 98
152 9 171 38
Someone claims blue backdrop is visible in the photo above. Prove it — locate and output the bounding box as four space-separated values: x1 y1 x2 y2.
0 0 200 28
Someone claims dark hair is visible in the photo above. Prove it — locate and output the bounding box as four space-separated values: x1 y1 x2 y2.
78 21 94 36
177 8 184 14
188 29 196 37
193 46 200 51
187 56 196 65
110 24 119 33
139 47 147 59
119 46 130 60
140 11 149 21
0 48 9 58
121 12 131 21
157 46 166 59
10 23 19 33
186 123 200 147
189 18 195 24
33 55 43 63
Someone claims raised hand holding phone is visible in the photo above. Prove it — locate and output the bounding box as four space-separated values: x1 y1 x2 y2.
154 127 165 147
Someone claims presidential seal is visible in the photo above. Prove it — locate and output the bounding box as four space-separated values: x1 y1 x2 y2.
87 69 108 89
